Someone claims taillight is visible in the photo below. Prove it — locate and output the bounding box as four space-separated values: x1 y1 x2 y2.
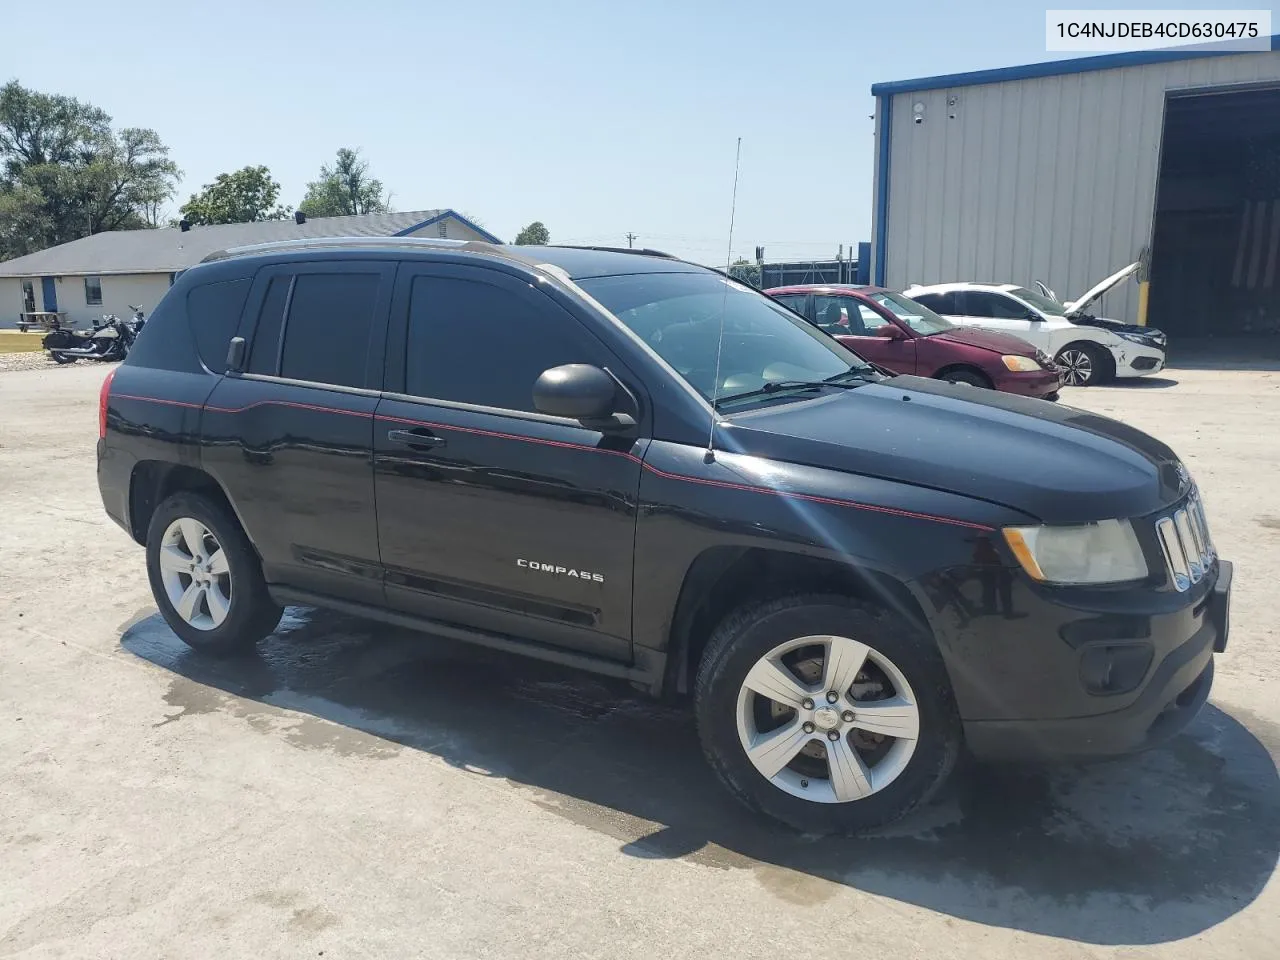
99 367 117 439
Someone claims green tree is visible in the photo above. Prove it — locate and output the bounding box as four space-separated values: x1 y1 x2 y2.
728 257 761 288
297 148 390 218
513 221 549 245
179 165 290 225
0 81 179 259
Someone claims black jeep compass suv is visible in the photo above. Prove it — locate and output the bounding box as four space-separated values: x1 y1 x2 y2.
97 237 1231 834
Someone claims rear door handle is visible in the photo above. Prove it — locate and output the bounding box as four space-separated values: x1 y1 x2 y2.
387 428 447 449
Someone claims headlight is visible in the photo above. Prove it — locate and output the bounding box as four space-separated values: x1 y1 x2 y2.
1002 519 1149 585
1001 355 1041 372
1117 331 1160 347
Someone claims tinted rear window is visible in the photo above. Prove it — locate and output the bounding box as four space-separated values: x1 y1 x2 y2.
279 273 379 387
247 276 290 375
186 278 251 373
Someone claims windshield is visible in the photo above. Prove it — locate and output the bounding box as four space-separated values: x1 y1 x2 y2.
579 272 871 405
867 291 954 334
1009 287 1067 316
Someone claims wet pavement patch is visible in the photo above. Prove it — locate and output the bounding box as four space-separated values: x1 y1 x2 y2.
121 606 1280 946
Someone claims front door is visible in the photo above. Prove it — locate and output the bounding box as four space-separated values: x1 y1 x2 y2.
815 294 917 374
954 291 1048 349
373 263 644 662
41 277 57 312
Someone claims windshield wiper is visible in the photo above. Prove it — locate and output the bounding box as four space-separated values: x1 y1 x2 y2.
714 370 877 408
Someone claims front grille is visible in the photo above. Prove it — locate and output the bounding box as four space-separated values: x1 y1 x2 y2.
1131 356 1160 370
1155 492 1214 592
1034 349 1055 370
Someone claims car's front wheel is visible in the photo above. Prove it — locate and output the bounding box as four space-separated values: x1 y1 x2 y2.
146 492 282 655
695 593 960 834
1055 342 1112 386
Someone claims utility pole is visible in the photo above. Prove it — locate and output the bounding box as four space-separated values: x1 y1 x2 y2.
625 232 637 248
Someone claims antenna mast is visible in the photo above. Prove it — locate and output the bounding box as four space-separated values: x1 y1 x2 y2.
705 137 742 464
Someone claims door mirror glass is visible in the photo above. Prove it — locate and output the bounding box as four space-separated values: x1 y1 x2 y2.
533 364 617 421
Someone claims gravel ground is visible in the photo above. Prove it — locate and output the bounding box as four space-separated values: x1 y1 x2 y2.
1 363 1277 960
0 351 64 373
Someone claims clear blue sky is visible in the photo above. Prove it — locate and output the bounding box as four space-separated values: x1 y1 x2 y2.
5 0 1241 263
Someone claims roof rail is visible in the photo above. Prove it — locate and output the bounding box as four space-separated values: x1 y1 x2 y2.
199 235 490 264
546 244 680 260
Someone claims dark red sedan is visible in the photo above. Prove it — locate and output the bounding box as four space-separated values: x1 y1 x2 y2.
766 284 1061 400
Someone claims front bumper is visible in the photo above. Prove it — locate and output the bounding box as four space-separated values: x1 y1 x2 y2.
962 559 1231 761
1112 343 1166 378
996 368 1061 400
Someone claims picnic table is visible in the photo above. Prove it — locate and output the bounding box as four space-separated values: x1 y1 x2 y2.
16 312 70 332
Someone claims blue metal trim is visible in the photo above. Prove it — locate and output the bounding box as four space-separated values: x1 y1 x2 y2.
870 34 1279 96
873 95 892 286
393 209 502 244
856 242 871 285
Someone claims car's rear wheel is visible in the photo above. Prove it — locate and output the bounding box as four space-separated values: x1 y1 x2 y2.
1055 342 1112 386
695 593 960 834
146 492 282 655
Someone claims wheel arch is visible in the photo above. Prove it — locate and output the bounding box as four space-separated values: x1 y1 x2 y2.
662 546 932 700
933 364 993 388
128 461 240 547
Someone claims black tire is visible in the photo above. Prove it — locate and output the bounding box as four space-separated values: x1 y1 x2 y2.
695 593 961 835
145 492 282 655
49 352 77 365
1055 342 1112 386
940 368 991 389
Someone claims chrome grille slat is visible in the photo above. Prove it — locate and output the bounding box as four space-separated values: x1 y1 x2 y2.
1158 490 1214 592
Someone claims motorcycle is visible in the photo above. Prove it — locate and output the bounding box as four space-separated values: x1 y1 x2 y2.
43 312 140 364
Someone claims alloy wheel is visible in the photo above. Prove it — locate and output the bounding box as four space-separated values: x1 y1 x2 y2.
158 517 232 631
1057 348 1093 386
735 635 920 803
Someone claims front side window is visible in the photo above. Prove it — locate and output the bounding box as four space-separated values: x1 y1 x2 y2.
1008 287 1067 316
405 275 607 412
868 292 954 335
84 276 103 306
580 272 867 405
960 291 1034 320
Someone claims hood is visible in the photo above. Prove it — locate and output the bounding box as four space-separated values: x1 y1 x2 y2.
1063 261 1140 317
720 375 1186 524
929 325 1039 356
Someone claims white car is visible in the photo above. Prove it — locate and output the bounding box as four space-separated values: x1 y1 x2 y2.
904 263 1166 386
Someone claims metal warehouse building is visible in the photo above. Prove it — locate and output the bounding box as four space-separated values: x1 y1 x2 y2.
870 37 1280 340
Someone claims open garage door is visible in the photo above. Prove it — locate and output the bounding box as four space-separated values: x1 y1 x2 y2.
1150 86 1280 341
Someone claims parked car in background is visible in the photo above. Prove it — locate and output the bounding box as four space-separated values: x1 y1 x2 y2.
905 263 1167 387
766 284 1061 401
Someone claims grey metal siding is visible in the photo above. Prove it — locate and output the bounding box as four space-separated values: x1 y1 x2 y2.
874 50 1280 323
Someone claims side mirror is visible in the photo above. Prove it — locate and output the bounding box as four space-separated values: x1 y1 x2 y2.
876 325 905 340
533 364 633 429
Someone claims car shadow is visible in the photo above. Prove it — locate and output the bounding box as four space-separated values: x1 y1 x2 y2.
120 606 1280 946
1096 376 1180 389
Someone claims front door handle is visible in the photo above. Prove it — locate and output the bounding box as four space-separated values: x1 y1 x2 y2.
387 428 447 449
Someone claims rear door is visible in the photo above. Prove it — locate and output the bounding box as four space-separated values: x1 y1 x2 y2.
372 263 644 662
200 260 393 606
816 293 917 374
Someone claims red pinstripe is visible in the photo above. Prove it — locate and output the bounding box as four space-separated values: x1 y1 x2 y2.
109 393 994 531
